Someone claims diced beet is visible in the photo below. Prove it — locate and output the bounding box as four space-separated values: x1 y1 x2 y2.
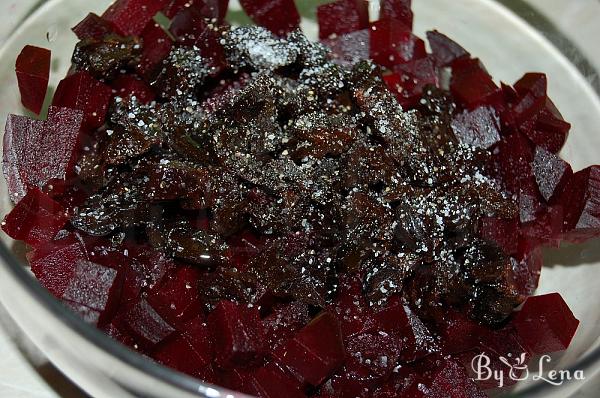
454 327 531 389
169 7 225 71
523 99 570 154
533 146 572 203
331 274 370 338
385 56 438 108
274 311 345 386
491 132 534 194
52 71 113 129
15 45 51 115
344 332 402 384
557 166 600 242
451 58 501 108
61 259 123 325
3 106 84 202
451 106 501 149
264 301 310 350
322 29 370 67
112 74 156 103
514 72 547 98
147 265 203 327
137 21 173 79
225 230 265 271
29 235 87 298
72 13 122 39
62 300 102 325
207 300 266 369
118 298 176 347
379 0 413 30
426 30 469 67
438 309 488 354
153 316 216 381
521 206 563 249
102 0 169 36
479 216 520 255
509 246 543 296
2 188 67 246
101 321 139 348
518 182 546 224
370 19 426 68
248 363 306 398
239 0 300 36
317 0 369 40
427 359 487 397
164 0 229 21
512 293 579 354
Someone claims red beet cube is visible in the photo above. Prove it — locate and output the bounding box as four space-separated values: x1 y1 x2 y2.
119 298 176 347
274 311 345 386
509 246 543 296
61 259 123 325
491 132 534 195
3 106 84 202
239 0 300 36
524 98 570 154
521 206 563 248
29 235 87 298
331 274 370 338
557 166 600 242
112 74 156 103
533 146 572 203
317 0 369 40
207 300 266 369
370 19 426 68
153 316 217 381
514 72 547 98
2 188 67 247
137 21 173 79
264 301 310 350
427 359 487 397
52 71 113 129
15 45 51 115
426 30 469 67
513 293 579 354
169 7 225 71
451 58 501 108
248 364 306 398
72 13 122 39
163 0 229 21
62 300 102 325
147 265 203 327
102 0 169 36
451 106 501 149
379 0 413 30
385 56 438 108
344 331 402 383
322 29 370 67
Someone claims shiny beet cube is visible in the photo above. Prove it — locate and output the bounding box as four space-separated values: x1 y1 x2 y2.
322 29 370 67
137 21 173 79
2 188 67 247
514 72 547 98
426 30 469 67
3 107 84 202
370 19 426 68
317 0 369 40
533 146 572 203
248 363 306 398
451 58 501 108
239 0 300 36
164 0 229 21
274 311 345 386
379 0 413 30
61 259 122 325
29 235 87 298
112 74 156 103
513 293 579 354
427 359 487 397
147 265 203 327
102 0 169 36
385 56 438 108
15 45 51 115
72 13 122 39
118 298 176 348
52 71 113 129
207 300 266 369
451 106 501 149
557 166 600 242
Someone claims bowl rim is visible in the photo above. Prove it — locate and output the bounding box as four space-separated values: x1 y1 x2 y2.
0 0 599 397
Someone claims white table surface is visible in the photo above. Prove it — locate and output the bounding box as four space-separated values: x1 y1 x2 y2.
0 0 599 397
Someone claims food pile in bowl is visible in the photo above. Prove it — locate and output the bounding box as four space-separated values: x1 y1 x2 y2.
2 0 599 396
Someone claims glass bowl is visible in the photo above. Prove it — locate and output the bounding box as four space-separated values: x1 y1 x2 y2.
0 0 599 397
